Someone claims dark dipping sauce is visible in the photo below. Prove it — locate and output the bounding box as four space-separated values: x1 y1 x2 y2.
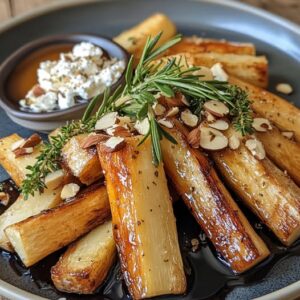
0 178 300 300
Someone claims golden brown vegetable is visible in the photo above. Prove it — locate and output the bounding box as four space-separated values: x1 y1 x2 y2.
161 128 269 273
5 183 110 266
51 220 116 294
98 137 186 299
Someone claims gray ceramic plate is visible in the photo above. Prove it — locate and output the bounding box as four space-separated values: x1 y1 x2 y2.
0 0 300 299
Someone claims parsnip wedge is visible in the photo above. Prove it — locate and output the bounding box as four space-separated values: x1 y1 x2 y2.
256 125 300 186
5 183 110 267
229 76 300 142
51 221 116 294
161 128 269 273
61 134 102 185
211 128 300 246
0 134 42 186
98 137 186 299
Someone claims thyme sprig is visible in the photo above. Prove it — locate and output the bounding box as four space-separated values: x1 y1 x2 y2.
21 32 253 199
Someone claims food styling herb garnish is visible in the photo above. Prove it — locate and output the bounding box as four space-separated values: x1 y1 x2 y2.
21 32 252 199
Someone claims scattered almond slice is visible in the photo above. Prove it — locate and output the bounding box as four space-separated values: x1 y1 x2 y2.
80 133 109 149
102 136 126 153
180 94 190 106
165 107 179 117
276 83 293 95
205 111 216 123
160 92 189 108
158 118 173 129
192 66 214 81
14 147 34 158
0 192 9 206
187 127 200 148
11 139 25 151
208 119 229 131
115 95 131 107
281 131 294 139
153 103 166 116
134 118 150 135
203 100 229 117
107 125 132 137
117 116 132 127
22 133 42 148
229 135 240 150
181 109 198 127
45 169 65 190
252 118 272 132
95 112 118 130
61 183 80 200
200 127 228 150
211 63 228 81
245 138 266 160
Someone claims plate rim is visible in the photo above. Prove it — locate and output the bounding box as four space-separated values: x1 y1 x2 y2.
0 0 299 299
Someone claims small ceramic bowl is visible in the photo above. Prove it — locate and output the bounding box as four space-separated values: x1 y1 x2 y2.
0 34 129 132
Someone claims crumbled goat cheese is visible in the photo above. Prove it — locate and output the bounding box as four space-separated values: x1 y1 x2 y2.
19 42 125 112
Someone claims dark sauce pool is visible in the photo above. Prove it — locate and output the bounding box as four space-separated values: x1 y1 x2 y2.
0 178 300 300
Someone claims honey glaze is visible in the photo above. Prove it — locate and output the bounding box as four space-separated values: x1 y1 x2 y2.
0 179 300 300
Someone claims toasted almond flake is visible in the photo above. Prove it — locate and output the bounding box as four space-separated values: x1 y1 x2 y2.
281 131 294 139
45 169 65 190
14 147 34 158
61 183 80 200
205 111 216 123
159 92 187 108
187 127 200 148
180 94 190 106
80 133 109 149
204 100 229 117
211 63 228 81
252 118 272 132
245 138 266 160
134 118 150 135
107 125 132 137
117 116 132 127
181 109 198 127
0 192 9 206
158 118 173 128
102 136 126 153
22 133 42 148
95 112 118 130
276 83 293 95
165 107 179 117
11 139 25 151
208 119 229 131
153 103 166 116
229 135 240 150
32 84 45 97
200 127 228 150
115 95 131 107
192 66 214 81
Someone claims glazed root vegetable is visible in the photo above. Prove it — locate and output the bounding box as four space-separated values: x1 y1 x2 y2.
97 137 186 299
161 128 269 273
211 127 300 246
5 183 110 267
61 134 102 185
256 124 300 186
51 220 116 294
229 76 300 142
114 13 176 62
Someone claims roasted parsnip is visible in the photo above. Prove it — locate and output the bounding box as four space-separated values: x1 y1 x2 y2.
51 221 116 294
5 183 110 266
98 137 186 299
161 128 269 273
230 76 300 142
212 128 300 246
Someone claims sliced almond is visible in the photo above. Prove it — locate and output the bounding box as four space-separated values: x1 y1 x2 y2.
205 111 216 123
95 112 118 130
14 147 34 158
208 119 229 131
80 133 109 149
229 135 240 150
117 116 132 127
180 94 190 106
252 118 272 132
153 103 166 116
134 118 150 135
187 127 200 148
22 133 42 148
200 127 228 150
11 139 25 151
211 63 228 81
160 93 189 108
192 66 214 81
165 107 179 117
158 118 173 129
32 84 45 97
107 125 132 137
245 138 266 160
61 183 80 200
276 83 293 95
45 169 65 190
181 109 198 127
204 100 229 117
281 131 294 139
102 136 126 153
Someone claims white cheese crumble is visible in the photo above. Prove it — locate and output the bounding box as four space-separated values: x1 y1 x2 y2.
19 42 125 112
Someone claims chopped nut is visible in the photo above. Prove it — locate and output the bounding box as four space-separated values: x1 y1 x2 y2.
252 118 272 132
32 84 45 97
204 100 229 117
11 139 25 151
208 119 229 131
80 133 109 149
245 138 266 160
165 107 179 117
192 66 214 81
0 192 9 206
281 131 294 139
95 112 118 130
211 63 228 81
191 238 200 252
117 116 132 127
45 169 65 190
181 109 198 127
160 92 189 108
134 118 150 135
229 135 240 150
187 127 200 148
14 147 34 158
205 111 216 123
200 127 228 150
152 103 166 116
61 183 80 200
158 118 173 128
180 94 190 106
22 133 42 148
102 136 126 153
107 125 132 137
276 83 293 95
